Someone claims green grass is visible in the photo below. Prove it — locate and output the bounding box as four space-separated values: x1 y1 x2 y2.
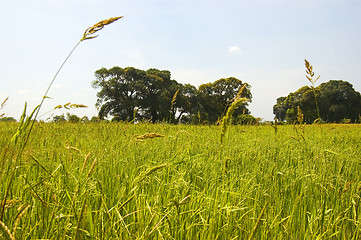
1 122 361 239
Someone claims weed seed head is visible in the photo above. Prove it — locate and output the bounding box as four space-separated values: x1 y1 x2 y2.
81 16 123 41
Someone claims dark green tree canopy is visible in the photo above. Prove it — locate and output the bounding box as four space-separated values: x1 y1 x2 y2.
273 80 361 123
198 77 252 123
93 67 190 122
92 67 253 124
0 117 16 122
318 80 361 122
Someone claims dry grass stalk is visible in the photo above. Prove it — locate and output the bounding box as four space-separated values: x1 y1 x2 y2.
54 103 88 110
305 59 321 121
81 16 123 41
81 152 91 174
1 97 8 109
12 205 30 239
228 84 247 103
0 97 8 115
0 220 14 240
64 142 80 152
118 195 135 210
171 89 179 106
0 97 9 118
305 59 320 85
33 15 123 126
87 158 97 178
0 199 20 209
235 84 247 99
248 202 268 240
133 107 139 121
136 133 165 140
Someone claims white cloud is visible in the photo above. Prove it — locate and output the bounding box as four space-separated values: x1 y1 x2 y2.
16 89 30 95
228 46 241 54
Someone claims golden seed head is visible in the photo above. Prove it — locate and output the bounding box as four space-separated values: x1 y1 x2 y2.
1 97 9 110
297 106 304 124
81 16 123 41
171 89 179 105
220 97 249 144
136 133 165 140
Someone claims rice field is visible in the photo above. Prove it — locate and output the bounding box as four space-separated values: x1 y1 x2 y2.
1 122 360 239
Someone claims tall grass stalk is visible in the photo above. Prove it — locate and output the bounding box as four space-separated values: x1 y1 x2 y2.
0 15 123 228
305 59 321 122
220 84 248 144
0 97 9 118
169 89 179 123
24 16 123 146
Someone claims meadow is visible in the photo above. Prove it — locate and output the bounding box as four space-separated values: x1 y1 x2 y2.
1 122 360 239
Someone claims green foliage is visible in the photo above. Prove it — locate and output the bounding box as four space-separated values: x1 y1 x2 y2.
0 117 16 122
90 116 101 122
197 77 252 123
52 113 82 123
274 80 361 123
318 80 361 123
233 114 259 125
92 67 183 122
93 69 253 125
52 114 66 123
66 113 80 123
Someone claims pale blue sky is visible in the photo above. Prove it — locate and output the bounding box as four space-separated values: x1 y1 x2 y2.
1 0 360 121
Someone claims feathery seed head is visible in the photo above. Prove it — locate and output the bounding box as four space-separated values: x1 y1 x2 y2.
1 97 8 110
81 16 123 41
305 59 320 84
171 89 179 106
297 106 304 124
221 97 249 144
136 133 165 140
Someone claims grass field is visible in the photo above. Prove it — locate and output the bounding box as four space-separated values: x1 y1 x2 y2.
1 122 361 239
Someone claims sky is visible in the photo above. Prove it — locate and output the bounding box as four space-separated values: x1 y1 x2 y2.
1 0 360 121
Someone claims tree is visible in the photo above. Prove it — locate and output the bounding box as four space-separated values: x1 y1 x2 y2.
197 77 252 123
93 67 195 123
318 80 361 122
273 80 361 123
93 67 254 124
273 97 287 121
0 117 16 122
53 114 66 123
171 84 199 123
66 113 80 123
233 114 259 125
92 67 145 121
136 68 179 122
90 116 101 122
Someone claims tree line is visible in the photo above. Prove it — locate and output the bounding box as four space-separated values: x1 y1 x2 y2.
2 66 360 124
92 66 253 124
273 80 361 123
92 66 361 124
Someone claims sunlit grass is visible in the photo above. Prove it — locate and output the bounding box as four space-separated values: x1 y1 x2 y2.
1 122 360 239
